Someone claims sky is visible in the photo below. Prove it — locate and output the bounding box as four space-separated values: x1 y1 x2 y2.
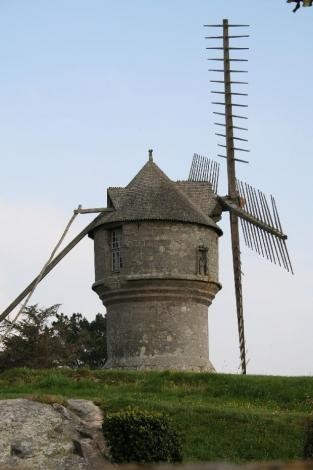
0 0 312 376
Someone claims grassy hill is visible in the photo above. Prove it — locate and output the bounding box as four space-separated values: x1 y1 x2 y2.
0 368 312 463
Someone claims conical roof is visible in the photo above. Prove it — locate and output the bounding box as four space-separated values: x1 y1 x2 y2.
92 159 222 234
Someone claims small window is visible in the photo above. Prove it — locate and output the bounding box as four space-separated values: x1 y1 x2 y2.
197 245 208 276
111 228 123 272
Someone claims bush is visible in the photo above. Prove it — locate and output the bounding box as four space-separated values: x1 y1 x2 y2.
102 409 183 463
303 418 313 459
0 306 107 371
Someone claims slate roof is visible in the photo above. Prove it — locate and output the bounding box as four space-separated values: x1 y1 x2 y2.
107 187 124 209
91 159 222 234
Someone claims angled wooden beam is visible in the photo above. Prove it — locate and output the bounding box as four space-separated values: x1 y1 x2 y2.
0 211 112 322
219 196 287 240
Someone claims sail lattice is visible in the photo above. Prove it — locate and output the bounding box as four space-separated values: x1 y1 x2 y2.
235 180 293 273
188 153 220 193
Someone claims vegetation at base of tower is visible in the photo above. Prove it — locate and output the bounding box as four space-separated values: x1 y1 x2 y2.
102 409 182 463
303 418 313 459
0 369 312 463
0 305 107 371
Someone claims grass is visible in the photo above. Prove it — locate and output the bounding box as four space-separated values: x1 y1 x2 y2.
0 368 312 463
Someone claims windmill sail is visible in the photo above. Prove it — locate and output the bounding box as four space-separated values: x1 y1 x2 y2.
205 19 293 374
220 181 293 274
205 19 250 374
188 153 220 193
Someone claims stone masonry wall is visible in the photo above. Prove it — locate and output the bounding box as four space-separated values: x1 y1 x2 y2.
93 221 219 289
105 299 214 371
92 221 220 371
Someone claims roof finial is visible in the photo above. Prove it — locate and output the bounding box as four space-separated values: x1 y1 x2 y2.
148 149 153 162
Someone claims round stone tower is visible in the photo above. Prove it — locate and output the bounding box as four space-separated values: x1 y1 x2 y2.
89 152 222 371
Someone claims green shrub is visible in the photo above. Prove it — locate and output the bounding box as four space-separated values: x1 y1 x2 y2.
102 409 183 463
303 418 313 459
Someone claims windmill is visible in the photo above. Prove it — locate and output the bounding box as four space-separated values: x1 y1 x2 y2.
0 20 293 375
189 19 293 374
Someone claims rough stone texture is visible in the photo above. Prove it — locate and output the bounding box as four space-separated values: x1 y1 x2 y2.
105 299 215 371
93 221 220 372
90 158 223 372
0 399 110 469
94 222 220 284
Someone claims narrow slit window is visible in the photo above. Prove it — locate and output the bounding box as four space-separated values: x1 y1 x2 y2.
111 228 123 272
198 246 208 276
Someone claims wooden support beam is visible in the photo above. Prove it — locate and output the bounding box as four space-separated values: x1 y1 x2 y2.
0 213 107 322
74 207 113 214
219 197 287 240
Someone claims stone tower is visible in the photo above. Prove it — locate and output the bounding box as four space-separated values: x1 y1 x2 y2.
89 152 222 371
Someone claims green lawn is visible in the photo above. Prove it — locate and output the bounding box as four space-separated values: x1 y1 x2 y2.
0 368 312 463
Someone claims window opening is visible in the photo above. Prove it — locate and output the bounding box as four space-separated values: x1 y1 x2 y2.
112 229 123 272
198 245 208 275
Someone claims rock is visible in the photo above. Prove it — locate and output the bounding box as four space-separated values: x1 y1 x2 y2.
11 439 34 458
67 398 103 429
0 398 111 469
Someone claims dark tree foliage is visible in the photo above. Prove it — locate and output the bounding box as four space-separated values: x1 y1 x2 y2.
303 418 313 459
287 0 313 13
0 305 107 371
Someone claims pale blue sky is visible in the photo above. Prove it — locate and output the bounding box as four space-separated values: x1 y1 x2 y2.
1 0 312 375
